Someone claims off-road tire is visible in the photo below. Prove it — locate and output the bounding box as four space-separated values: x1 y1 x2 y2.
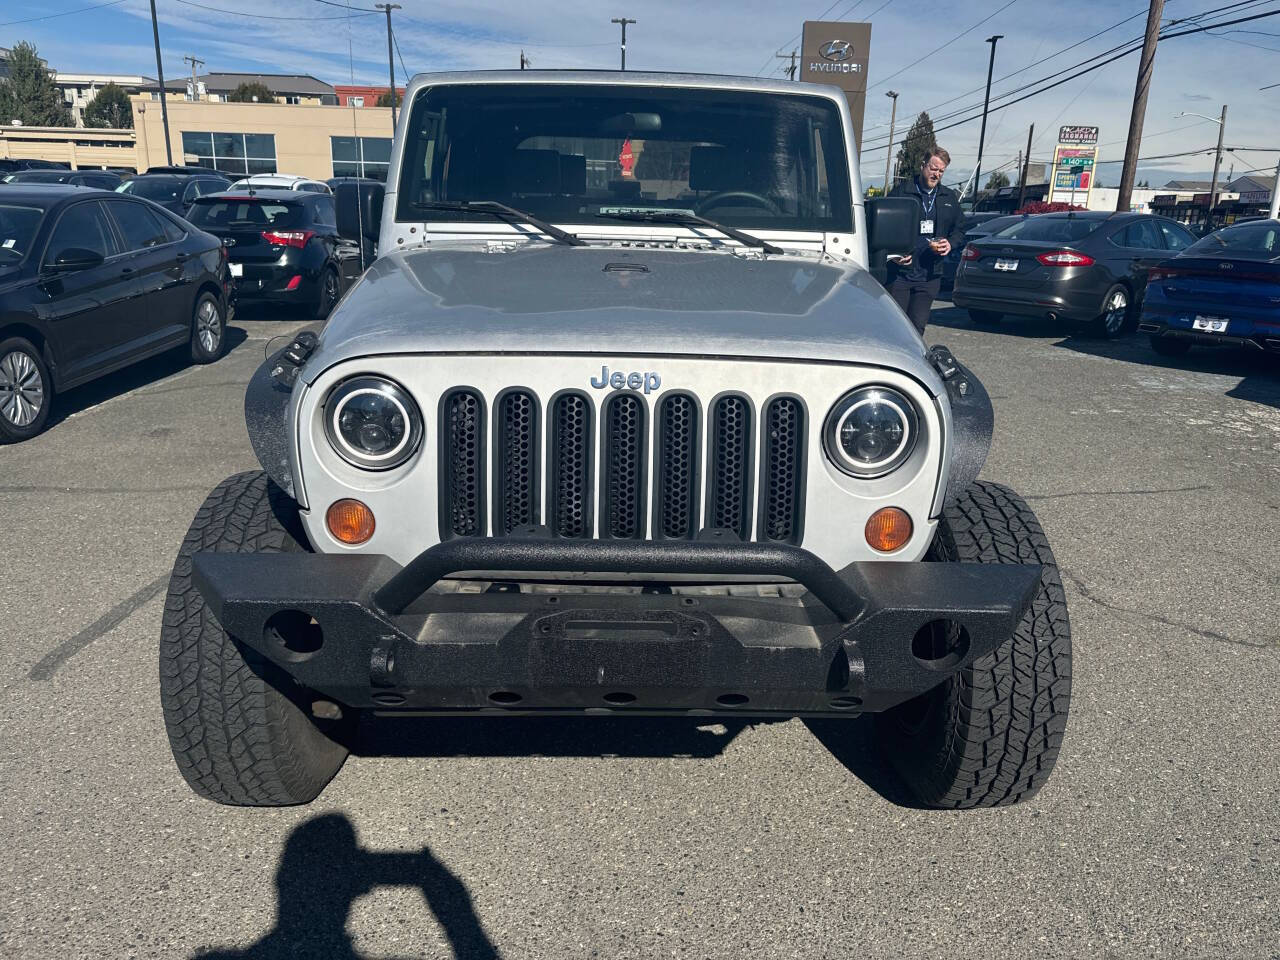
877 480 1072 808
967 309 1002 325
1150 335 1191 357
159 471 350 805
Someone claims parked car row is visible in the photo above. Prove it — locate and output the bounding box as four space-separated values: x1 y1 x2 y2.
0 174 362 441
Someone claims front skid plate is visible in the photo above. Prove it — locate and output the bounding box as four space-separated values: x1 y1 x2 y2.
192 552 1042 715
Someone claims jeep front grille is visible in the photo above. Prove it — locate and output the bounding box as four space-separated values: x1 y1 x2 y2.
438 390 806 544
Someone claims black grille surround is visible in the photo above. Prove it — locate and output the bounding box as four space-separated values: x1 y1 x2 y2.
436 388 806 545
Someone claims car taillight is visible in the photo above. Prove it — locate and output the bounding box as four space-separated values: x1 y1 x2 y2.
261 229 313 248
962 245 981 261
1036 250 1095 267
1147 267 1180 282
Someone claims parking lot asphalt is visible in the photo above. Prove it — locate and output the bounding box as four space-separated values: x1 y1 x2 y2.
2 301 1278 959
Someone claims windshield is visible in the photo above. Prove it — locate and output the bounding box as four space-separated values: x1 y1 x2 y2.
991 217 1103 243
1187 220 1279 259
0 204 45 268
186 197 301 229
118 178 183 202
397 84 853 233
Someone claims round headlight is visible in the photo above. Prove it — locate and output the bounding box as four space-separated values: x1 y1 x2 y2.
324 376 423 470
823 386 920 478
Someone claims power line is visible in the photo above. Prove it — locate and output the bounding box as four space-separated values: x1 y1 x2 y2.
169 0 378 20
0 0 127 26
869 0 1020 92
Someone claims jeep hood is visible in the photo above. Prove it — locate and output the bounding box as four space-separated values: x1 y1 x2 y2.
305 244 939 392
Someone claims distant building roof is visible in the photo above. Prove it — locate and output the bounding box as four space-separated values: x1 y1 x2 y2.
1161 179 1212 191
140 72 335 96
1226 174 1272 193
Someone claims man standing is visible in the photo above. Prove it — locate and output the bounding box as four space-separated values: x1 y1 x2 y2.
886 147 966 335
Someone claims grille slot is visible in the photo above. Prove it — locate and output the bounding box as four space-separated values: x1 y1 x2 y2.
655 393 699 539
706 394 753 541
548 392 593 538
494 390 539 534
601 394 647 539
439 389 485 539
759 396 806 544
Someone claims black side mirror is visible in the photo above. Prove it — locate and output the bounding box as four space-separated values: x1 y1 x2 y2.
335 181 384 243
47 247 105 272
865 197 921 284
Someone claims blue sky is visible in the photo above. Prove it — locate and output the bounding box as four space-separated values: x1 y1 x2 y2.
8 0 1280 188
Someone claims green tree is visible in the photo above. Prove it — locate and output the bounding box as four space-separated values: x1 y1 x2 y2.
984 170 1010 190
0 41 70 127
83 81 133 128
376 89 400 108
228 81 276 103
893 111 937 187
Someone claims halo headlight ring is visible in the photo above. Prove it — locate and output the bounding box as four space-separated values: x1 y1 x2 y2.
823 386 920 479
323 376 423 470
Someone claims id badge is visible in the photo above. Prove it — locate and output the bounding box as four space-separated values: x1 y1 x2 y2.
920 218 935 235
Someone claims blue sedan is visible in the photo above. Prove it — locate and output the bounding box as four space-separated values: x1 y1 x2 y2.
1139 219 1280 356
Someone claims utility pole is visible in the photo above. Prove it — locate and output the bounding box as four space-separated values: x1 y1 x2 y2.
883 91 899 194
1018 122 1034 209
1269 157 1280 219
775 49 797 80
1208 103 1227 211
148 0 172 165
520 49 531 70
183 55 203 102
971 34 1002 205
376 3 401 129
1117 0 1165 213
611 17 636 71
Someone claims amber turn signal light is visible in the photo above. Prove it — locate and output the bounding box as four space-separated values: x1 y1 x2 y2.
326 499 375 545
865 507 912 552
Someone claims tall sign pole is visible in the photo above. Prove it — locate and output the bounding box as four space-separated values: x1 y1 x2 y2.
148 0 172 165
800 21 873 154
611 18 636 71
376 3 402 129
971 35 1003 204
1117 0 1165 212
883 90 898 193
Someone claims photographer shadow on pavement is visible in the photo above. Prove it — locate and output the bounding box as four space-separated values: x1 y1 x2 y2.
193 813 500 960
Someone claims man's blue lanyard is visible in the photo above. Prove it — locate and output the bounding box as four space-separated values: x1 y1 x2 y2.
917 179 937 217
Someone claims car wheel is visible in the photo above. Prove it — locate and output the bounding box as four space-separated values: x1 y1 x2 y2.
1089 284 1131 338
189 292 225 364
874 480 1073 808
159 471 352 806
0 336 53 443
315 267 340 319
967 309 1002 325
1150 335 1191 357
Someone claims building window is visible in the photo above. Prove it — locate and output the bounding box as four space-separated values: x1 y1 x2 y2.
349 96 364 108
180 131 277 177
331 135 391 182
284 95 301 105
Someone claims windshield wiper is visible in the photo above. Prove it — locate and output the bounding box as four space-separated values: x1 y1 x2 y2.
410 200 585 246
595 210 784 255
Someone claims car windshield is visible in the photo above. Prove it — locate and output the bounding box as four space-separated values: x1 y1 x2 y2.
0 204 45 268
397 83 853 233
1186 220 1279 260
118 178 183 202
186 198 301 228
990 217 1102 243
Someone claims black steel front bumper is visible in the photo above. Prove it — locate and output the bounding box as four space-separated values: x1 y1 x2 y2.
193 538 1042 717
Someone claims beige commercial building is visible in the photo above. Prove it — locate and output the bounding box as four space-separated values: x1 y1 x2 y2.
1 97 397 181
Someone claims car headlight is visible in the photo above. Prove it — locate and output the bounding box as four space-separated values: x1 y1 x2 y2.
823 386 920 478
324 376 423 470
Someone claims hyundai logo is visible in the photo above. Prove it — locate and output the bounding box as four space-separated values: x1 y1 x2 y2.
819 40 853 62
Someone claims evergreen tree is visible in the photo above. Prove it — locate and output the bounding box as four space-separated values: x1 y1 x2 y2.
893 111 936 187
0 41 70 127
984 170 1010 190
83 81 133 128
376 90 400 108
228 82 276 103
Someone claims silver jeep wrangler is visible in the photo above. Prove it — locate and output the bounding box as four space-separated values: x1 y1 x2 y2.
159 72 1071 809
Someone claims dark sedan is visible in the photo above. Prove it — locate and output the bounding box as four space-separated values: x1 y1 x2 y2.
115 173 231 216
941 213 1029 291
1 168 122 190
184 190 361 318
1139 218 1280 356
952 212 1199 337
0 185 232 441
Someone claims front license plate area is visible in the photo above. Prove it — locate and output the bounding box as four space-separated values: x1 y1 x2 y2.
994 258 1019 272
228 263 243 278
1192 315 1228 333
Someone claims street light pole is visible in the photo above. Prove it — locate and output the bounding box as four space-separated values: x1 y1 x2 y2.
148 0 172 166
611 18 636 70
972 35 1002 205
883 90 899 194
376 3 401 130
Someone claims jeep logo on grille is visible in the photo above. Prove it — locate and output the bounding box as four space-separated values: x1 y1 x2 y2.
590 365 661 394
